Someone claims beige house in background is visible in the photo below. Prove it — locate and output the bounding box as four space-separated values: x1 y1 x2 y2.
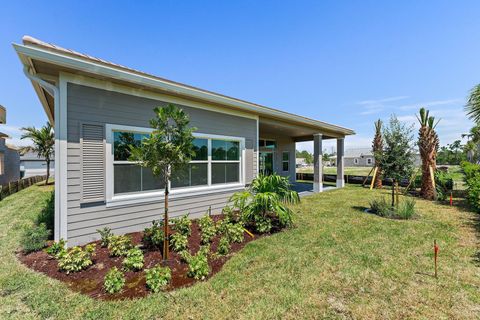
0 106 20 185
14 36 354 246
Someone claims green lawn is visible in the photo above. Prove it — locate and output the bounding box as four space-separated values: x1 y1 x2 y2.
1 183 479 319
298 166 374 176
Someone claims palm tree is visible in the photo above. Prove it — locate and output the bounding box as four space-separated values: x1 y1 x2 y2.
372 119 383 188
465 84 480 123
20 122 54 185
416 108 439 200
461 125 480 163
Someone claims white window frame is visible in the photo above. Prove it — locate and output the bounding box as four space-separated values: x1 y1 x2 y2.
105 124 245 207
282 151 289 172
0 152 4 175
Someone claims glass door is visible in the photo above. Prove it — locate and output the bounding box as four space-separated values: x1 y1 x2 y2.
259 152 274 175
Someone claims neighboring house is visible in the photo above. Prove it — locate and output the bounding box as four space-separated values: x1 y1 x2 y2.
0 105 20 185
334 147 422 167
20 151 54 178
296 158 307 168
14 36 354 245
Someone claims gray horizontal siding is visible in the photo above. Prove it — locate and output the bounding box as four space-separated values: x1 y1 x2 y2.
66 83 257 246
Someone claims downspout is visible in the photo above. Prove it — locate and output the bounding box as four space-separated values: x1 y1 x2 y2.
23 67 63 242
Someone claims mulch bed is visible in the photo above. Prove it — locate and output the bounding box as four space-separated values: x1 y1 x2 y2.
18 215 264 300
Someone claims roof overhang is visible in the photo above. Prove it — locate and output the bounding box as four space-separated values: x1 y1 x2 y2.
13 36 355 137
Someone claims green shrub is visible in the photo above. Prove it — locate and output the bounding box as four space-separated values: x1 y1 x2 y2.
217 220 244 243
435 171 454 201
185 246 210 280
369 197 392 217
45 238 66 258
122 247 144 271
145 265 171 293
170 232 188 252
58 244 96 274
199 215 216 244
397 198 416 220
217 236 230 255
462 161 480 180
143 220 164 249
254 216 272 233
103 267 125 294
108 235 133 257
35 191 54 238
171 214 191 236
20 223 51 253
97 227 114 247
230 174 299 233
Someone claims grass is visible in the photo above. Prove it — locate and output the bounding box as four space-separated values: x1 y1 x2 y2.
1 183 480 319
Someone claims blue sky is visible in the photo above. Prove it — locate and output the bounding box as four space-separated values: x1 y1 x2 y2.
1 1 479 153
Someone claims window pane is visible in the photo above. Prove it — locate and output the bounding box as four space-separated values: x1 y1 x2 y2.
114 164 141 194
226 141 239 160
191 163 208 186
212 163 239 184
192 138 208 161
212 163 226 184
171 166 189 188
282 161 289 172
282 152 289 161
113 131 147 161
259 139 265 147
212 140 226 160
225 163 239 183
142 167 165 191
171 163 208 188
265 140 276 149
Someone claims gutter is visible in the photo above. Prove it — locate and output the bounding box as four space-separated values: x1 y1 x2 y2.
22 67 62 242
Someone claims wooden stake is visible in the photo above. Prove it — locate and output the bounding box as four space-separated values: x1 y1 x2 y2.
363 166 375 187
370 167 378 190
434 240 439 278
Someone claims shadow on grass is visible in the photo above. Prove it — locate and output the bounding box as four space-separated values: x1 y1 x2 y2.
351 206 369 213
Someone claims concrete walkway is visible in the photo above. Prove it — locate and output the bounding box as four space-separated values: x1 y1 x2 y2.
291 182 336 197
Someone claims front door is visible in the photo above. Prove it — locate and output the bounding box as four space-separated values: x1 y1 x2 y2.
259 152 274 175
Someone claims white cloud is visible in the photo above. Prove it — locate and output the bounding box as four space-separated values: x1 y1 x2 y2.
357 96 409 115
0 124 32 147
397 98 463 111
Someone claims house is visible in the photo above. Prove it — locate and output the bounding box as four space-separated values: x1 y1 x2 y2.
14 36 354 245
20 151 55 178
336 147 422 167
296 158 307 168
0 105 20 185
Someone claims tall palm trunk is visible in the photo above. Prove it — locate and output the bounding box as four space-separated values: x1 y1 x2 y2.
417 108 439 200
372 119 383 188
45 158 50 185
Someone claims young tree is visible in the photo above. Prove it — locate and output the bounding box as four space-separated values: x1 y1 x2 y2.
129 104 196 261
380 115 415 207
20 122 54 185
417 108 440 200
372 119 383 188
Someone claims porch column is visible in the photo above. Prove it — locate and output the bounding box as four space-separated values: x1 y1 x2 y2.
336 137 345 188
313 133 323 192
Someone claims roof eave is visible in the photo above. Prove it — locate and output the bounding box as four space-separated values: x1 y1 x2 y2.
13 42 355 136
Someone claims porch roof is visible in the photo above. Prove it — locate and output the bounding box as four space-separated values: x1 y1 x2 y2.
14 36 355 138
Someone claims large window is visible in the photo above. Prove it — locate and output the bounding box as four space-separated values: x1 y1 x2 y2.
109 126 243 199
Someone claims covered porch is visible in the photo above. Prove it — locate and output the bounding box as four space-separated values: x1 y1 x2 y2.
258 116 353 193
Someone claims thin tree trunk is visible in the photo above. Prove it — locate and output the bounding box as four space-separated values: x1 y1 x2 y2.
391 179 395 207
163 182 169 262
395 181 399 207
45 158 50 185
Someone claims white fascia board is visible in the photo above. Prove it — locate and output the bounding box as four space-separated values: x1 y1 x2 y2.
13 43 355 136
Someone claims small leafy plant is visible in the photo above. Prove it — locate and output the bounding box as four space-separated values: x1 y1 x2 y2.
185 246 210 280
217 236 230 256
143 220 164 249
397 198 416 220
254 216 272 233
199 215 216 244
145 265 172 293
45 238 66 258
223 222 244 243
20 223 51 253
171 214 191 236
170 232 188 252
103 267 125 294
97 227 114 247
369 197 392 217
122 247 144 271
108 235 133 257
58 244 96 274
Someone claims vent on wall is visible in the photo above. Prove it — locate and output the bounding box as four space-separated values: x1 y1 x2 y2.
81 123 105 202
